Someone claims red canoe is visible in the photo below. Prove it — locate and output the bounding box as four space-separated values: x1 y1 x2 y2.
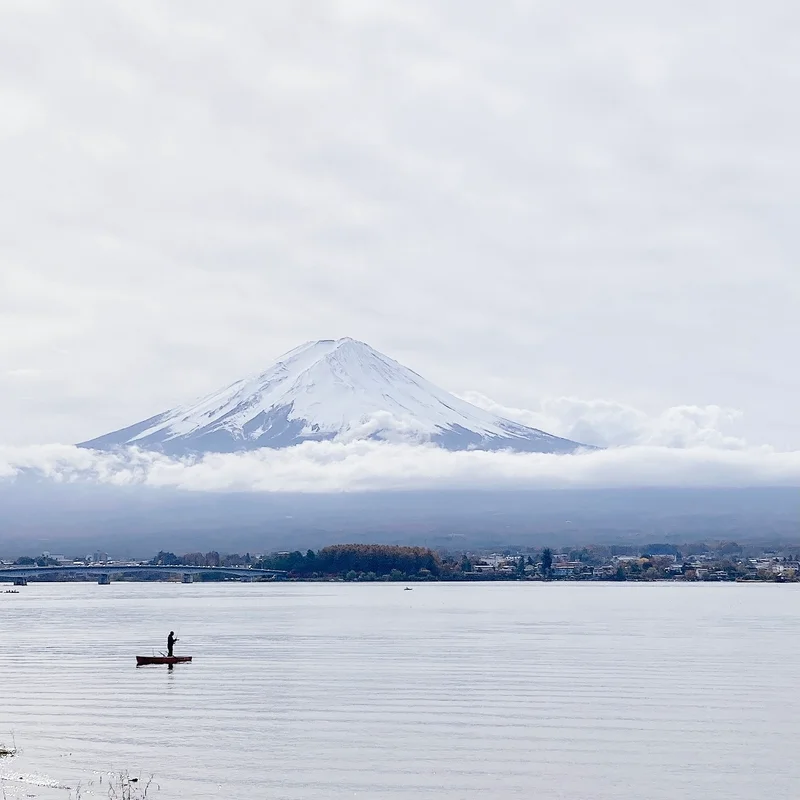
136 655 193 666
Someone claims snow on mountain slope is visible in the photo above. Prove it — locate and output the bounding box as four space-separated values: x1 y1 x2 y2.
79 338 589 454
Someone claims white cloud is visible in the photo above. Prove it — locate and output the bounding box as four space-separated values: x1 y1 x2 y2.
460 392 747 449
1 441 798 494
5 368 43 380
332 411 430 445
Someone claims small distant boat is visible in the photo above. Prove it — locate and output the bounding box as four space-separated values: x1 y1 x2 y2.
4 590 19 594
136 655 193 666
404 587 412 591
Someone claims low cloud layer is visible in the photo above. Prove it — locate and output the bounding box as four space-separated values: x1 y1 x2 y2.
1 440 798 494
1 392 791 493
461 393 747 449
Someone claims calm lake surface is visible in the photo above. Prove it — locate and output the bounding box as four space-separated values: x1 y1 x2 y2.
1 582 799 799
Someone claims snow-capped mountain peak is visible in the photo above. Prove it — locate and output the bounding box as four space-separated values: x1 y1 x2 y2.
80 338 588 454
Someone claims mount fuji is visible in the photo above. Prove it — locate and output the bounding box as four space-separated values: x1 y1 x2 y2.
79 338 589 455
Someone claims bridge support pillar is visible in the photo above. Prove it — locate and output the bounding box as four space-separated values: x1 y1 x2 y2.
13 577 27 586
182 573 193 583
98 573 110 585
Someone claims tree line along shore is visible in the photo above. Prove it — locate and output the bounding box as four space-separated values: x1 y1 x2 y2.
6 541 800 582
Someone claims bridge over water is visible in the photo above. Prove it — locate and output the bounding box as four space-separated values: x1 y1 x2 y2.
0 564 286 585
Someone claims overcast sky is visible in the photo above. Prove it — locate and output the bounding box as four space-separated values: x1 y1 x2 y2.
1 0 798 452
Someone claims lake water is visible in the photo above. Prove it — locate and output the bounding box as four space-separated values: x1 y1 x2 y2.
1 582 799 799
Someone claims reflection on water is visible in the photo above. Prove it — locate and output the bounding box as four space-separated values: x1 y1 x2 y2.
1 582 799 799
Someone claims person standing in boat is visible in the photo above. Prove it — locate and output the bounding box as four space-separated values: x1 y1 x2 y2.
167 631 178 657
